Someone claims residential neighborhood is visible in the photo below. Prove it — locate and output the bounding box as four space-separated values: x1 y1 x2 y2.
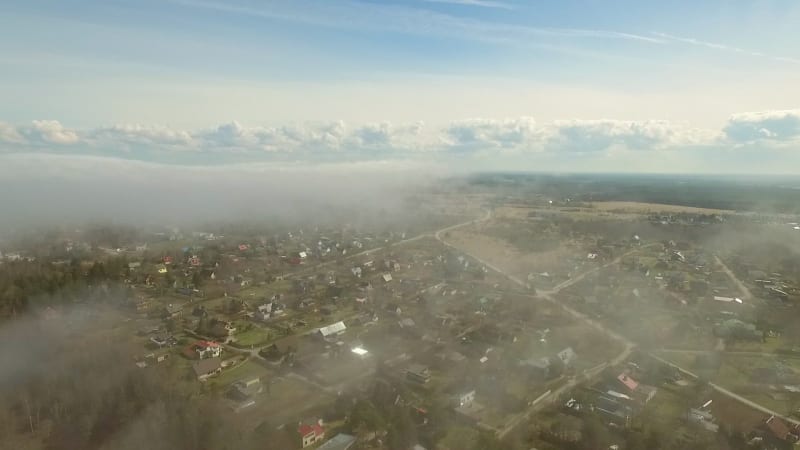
3 175 800 449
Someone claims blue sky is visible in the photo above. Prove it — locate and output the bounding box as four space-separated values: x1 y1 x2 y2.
1 0 800 172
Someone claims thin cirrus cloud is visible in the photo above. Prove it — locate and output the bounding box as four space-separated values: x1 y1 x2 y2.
2 110 798 163
420 0 514 10
652 32 800 64
170 0 664 46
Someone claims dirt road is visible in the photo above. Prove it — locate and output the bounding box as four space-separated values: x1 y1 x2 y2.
714 255 754 301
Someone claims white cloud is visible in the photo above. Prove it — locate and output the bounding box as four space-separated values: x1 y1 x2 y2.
20 120 79 145
0 121 25 144
0 112 796 165
92 124 194 147
445 117 541 151
545 119 718 152
442 117 718 153
724 109 800 142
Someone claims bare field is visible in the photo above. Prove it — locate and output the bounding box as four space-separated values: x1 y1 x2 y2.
494 204 641 222
590 201 732 214
446 226 575 280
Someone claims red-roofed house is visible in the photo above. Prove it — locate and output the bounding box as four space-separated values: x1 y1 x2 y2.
617 373 639 392
184 340 222 360
238 244 249 251
298 421 325 448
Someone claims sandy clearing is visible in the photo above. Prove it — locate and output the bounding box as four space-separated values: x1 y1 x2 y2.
590 201 732 214
446 228 573 281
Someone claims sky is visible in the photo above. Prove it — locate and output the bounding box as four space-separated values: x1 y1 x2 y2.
1 0 800 173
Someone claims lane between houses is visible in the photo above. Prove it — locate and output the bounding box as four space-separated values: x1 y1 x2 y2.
435 216 639 439
714 255 754 301
435 225 800 436
648 352 800 426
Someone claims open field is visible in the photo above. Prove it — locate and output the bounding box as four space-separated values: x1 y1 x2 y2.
212 359 272 387
590 201 733 214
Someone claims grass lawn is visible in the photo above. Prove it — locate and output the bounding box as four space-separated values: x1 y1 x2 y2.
234 326 273 347
726 336 787 353
638 385 691 430
714 360 752 387
213 359 271 387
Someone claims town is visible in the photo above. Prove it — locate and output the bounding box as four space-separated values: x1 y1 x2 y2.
2 174 800 450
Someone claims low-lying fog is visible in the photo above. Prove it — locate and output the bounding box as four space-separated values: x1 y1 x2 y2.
0 153 450 234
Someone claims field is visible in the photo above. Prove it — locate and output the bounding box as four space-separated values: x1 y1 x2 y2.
590 201 732 214
446 227 578 281
212 359 271 387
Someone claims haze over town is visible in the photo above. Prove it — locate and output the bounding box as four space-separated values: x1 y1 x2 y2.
2 1 800 450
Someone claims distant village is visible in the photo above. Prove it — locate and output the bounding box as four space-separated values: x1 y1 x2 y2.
2 189 800 450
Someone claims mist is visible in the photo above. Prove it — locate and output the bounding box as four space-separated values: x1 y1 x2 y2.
0 153 450 235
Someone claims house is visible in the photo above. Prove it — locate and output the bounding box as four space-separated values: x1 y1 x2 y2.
144 352 170 365
595 396 632 427
687 408 719 433
256 303 272 321
317 433 357 450
617 373 639 392
164 303 183 318
549 413 583 443
150 335 177 348
520 357 552 380
636 384 658 404
157 264 168 274
318 321 347 338
186 340 223 359
192 357 222 381
382 273 393 283
228 377 263 401
615 372 657 405
762 415 799 443
298 421 325 448
163 255 173 265
406 364 431 384
398 318 416 328
351 267 362 278
556 347 577 366
458 390 476 407
259 336 298 363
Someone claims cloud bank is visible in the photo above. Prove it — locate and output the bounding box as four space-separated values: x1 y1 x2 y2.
3 109 797 164
724 110 800 142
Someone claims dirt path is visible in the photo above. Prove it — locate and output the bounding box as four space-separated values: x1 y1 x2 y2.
436 215 637 439
714 255 754 301
438 219 800 435
649 352 800 425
